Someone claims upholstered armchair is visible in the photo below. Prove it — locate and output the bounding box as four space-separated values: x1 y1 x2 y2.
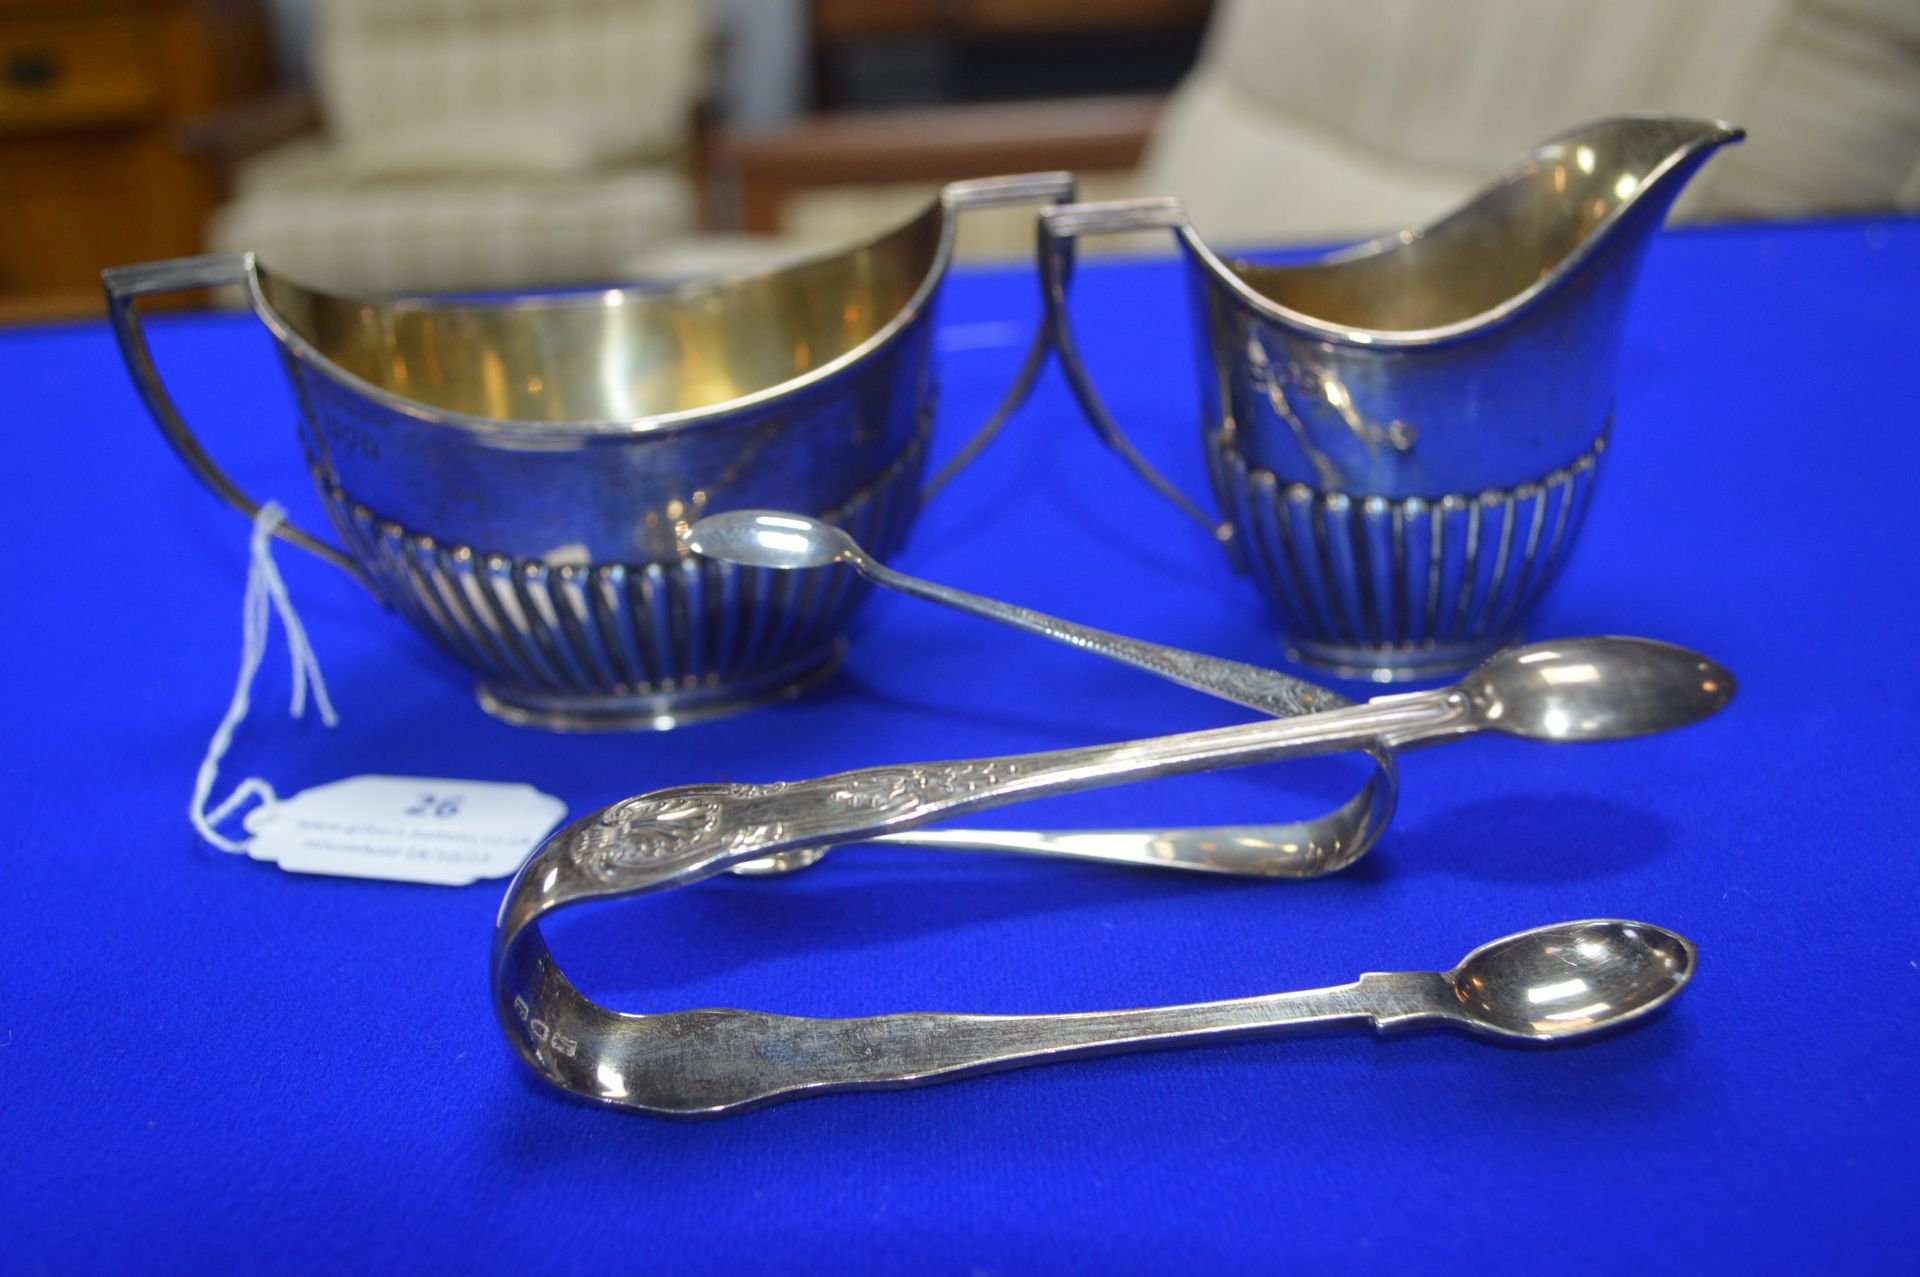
1138 0 1920 246
723 0 1918 260
205 0 708 293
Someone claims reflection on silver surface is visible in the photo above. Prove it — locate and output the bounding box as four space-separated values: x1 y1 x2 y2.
1449 921 1692 1040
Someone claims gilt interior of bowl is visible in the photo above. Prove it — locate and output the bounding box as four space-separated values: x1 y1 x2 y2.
255 206 944 426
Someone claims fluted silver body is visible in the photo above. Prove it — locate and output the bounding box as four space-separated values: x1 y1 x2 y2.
1213 433 1605 678
316 428 925 727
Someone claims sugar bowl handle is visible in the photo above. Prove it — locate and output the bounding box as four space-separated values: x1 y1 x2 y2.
916 172 1080 499
102 253 367 585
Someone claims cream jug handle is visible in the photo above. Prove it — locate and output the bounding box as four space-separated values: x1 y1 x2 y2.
919 172 1079 499
102 254 369 587
1038 199 1232 544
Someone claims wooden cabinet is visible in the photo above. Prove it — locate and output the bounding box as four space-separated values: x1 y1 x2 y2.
0 0 271 322
724 95 1160 234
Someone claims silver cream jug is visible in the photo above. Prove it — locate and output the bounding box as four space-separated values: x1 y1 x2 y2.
1040 117 1742 680
106 173 1073 729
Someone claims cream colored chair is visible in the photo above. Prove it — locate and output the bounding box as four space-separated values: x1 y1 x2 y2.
211 0 706 293
1141 0 1920 247
731 0 1917 261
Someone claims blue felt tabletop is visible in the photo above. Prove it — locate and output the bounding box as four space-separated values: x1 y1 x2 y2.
4 219 1918 1274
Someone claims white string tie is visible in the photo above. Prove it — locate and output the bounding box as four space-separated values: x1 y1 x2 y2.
189 502 338 852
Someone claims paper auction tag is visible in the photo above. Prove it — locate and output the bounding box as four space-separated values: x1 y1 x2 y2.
242 776 567 886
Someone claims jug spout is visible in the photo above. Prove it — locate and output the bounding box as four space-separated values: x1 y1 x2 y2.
1223 115 1745 343
1565 115 1745 218
1460 114 1747 345
1522 114 1746 303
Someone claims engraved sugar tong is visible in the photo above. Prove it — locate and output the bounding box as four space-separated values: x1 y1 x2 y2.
685 510 1396 878
687 514 1728 883
537 636 1731 889
494 640 1723 1114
